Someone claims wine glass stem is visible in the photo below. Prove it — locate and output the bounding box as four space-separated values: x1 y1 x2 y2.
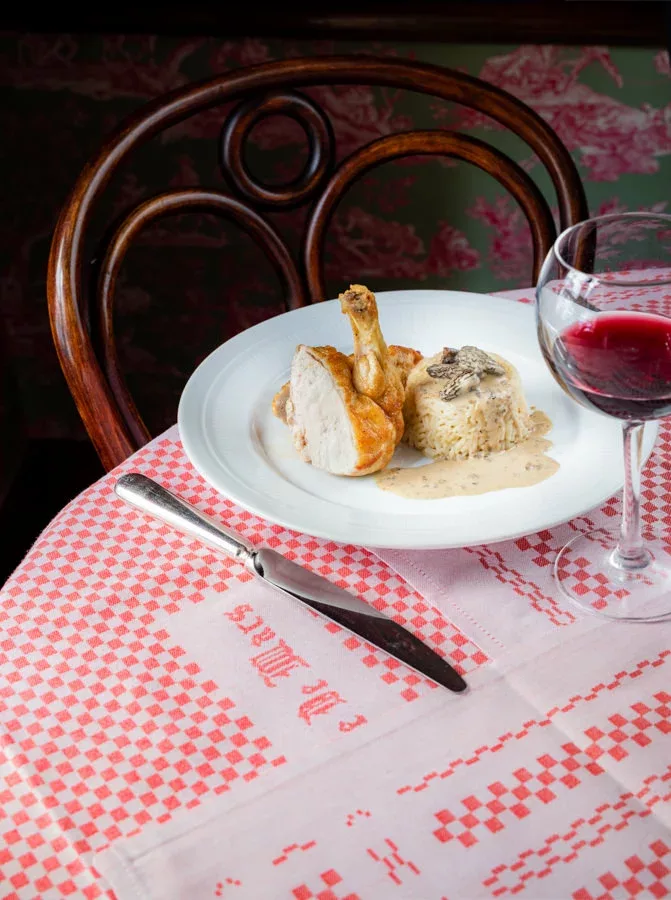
614 421 648 570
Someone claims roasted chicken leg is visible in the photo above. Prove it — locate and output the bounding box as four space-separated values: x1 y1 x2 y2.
271 284 422 476
339 284 405 444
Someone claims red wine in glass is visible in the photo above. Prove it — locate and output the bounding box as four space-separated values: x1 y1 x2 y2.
536 211 671 620
549 311 671 420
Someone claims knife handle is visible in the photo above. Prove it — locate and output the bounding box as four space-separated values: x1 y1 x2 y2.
115 473 253 564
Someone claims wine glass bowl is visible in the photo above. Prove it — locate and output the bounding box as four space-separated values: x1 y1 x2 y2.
536 212 671 621
544 306 671 420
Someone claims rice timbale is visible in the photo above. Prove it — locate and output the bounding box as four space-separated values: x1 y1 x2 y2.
403 348 532 460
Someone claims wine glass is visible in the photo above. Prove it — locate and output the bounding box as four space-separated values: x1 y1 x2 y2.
536 212 671 621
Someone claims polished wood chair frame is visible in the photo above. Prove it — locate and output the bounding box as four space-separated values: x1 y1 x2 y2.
47 55 588 470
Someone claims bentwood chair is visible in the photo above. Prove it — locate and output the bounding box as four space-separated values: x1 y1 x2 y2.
47 55 588 471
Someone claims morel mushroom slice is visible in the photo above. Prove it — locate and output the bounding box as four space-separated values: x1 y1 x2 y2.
439 368 481 401
456 346 505 377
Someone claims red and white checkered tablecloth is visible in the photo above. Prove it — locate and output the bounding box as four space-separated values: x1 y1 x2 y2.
1 288 670 899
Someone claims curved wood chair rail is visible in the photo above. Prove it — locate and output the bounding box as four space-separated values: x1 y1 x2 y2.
47 55 589 471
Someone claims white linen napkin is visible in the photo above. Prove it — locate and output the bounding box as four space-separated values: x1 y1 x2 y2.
374 511 617 661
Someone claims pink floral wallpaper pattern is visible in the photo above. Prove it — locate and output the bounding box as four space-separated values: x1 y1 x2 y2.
0 35 669 440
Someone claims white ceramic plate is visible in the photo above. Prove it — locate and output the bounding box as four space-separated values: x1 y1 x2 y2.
178 290 656 549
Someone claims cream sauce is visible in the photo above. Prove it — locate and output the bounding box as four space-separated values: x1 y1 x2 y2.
375 410 558 499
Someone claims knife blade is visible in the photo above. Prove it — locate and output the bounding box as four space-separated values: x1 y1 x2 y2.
114 473 467 693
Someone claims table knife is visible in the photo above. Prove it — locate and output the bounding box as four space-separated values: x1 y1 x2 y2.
114 473 467 693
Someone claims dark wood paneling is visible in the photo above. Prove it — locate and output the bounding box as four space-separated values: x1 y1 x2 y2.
2 2 669 46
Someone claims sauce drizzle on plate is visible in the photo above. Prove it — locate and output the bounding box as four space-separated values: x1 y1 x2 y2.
375 410 558 499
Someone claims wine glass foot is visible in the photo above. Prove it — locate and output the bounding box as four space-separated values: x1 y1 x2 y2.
554 528 671 621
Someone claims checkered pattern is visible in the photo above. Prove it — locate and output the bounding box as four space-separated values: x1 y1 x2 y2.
4 286 671 898
466 541 578 627
432 689 671 850
115 433 488 687
0 426 487 897
487 286 671 615
574 840 670 900
292 868 359 900
378 290 671 648
111 633 670 900
483 767 671 896
397 649 670 796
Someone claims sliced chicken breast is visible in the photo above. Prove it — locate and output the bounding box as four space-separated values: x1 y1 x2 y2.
288 344 397 476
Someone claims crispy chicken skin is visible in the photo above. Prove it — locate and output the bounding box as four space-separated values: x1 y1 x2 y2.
274 343 423 428
338 284 405 444
271 381 293 425
387 345 424 388
271 284 423 474
284 345 397 476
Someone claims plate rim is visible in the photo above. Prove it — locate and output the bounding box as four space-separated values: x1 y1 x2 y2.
178 289 657 549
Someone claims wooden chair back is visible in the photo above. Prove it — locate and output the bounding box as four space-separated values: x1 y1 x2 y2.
47 55 588 470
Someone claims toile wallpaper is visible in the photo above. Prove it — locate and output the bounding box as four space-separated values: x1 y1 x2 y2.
1 34 670 441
